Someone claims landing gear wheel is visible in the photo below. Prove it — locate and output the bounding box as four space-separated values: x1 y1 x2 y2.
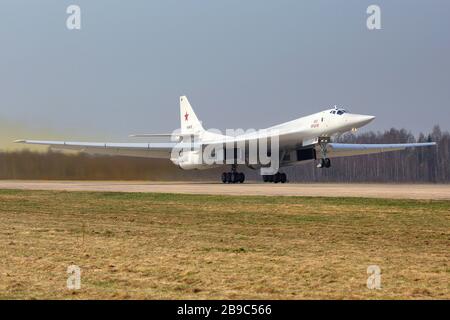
318 158 325 168
226 172 232 183
221 172 227 184
232 172 240 184
317 158 331 168
239 173 245 183
262 173 287 183
274 173 281 183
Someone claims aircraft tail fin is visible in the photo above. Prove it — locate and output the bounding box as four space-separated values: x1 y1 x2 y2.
180 96 204 134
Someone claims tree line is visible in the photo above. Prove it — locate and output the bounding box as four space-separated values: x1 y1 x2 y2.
0 125 448 183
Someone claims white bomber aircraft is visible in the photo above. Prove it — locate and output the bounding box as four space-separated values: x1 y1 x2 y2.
16 96 436 184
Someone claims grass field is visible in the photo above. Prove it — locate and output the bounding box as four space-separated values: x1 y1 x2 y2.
0 189 449 299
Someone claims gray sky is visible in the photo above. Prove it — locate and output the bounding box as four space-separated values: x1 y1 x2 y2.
0 0 449 145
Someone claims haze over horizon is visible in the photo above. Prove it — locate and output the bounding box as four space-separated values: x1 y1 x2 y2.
0 0 449 148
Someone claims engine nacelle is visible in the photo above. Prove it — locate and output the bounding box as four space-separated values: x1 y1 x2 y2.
171 150 209 170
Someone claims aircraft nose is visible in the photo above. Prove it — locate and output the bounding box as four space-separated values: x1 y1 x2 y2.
359 115 376 125
348 114 376 128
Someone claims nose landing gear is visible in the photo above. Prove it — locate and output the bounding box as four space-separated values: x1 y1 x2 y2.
317 158 331 168
317 137 331 168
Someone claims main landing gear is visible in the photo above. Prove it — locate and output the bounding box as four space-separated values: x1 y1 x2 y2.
221 165 245 184
262 172 287 183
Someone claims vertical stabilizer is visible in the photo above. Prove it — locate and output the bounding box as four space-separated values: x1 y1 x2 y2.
180 96 204 134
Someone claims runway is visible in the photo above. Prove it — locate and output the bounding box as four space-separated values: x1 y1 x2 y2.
0 180 449 200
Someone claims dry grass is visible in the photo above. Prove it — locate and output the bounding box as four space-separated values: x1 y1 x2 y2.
0 189 449 300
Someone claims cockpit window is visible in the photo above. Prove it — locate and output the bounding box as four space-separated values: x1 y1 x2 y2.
330 109 347 116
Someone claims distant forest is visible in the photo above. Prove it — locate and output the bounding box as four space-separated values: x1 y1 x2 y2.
0 126 449 183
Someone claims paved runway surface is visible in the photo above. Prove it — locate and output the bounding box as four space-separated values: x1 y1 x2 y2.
1 181 449 199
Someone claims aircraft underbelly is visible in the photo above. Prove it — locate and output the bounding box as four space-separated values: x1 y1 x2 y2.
278 131 315 150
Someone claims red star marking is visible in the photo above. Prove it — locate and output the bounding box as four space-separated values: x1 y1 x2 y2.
184 112 189 121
